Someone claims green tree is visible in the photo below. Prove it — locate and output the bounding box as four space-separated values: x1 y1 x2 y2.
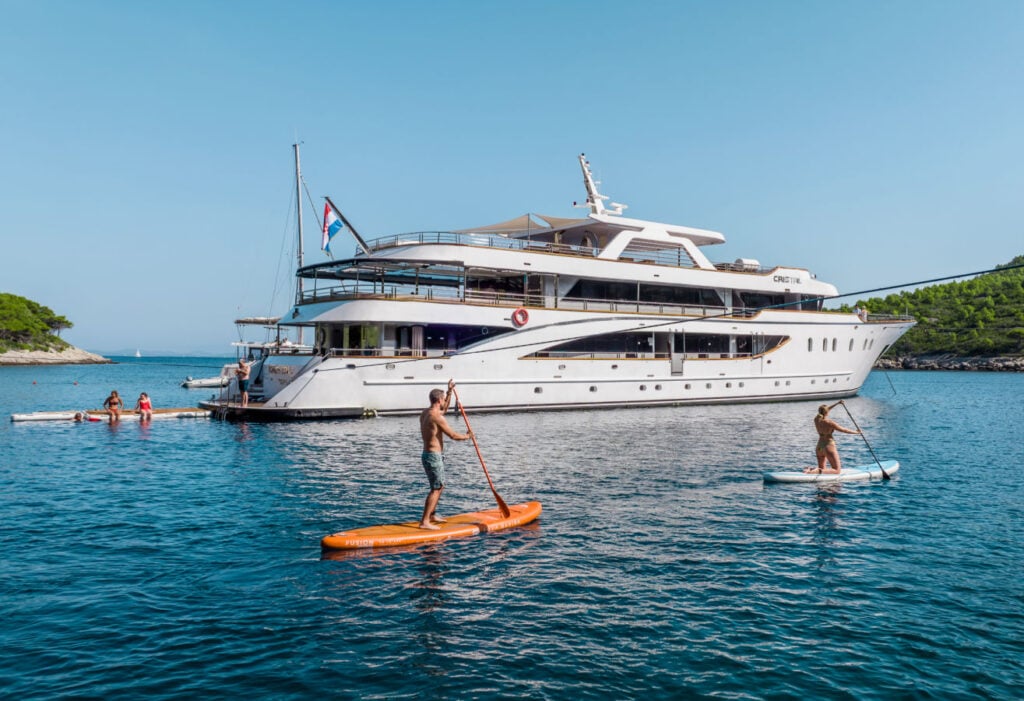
0 293 72 352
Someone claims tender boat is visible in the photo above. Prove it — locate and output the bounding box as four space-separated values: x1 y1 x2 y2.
182 317 311 389
181 374 230 389
201 154 915 420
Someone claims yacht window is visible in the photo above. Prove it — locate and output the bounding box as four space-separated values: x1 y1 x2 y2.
566 279 723 307
737 292 785 310
530 332 654 358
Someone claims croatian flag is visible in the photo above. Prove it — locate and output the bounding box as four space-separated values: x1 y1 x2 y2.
322 203 344 252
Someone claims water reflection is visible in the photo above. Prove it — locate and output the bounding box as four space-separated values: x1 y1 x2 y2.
410 546 449 614
233 422 254 443
811 484 843 571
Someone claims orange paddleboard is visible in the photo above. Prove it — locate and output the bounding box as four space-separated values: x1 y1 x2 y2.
321 500 542 550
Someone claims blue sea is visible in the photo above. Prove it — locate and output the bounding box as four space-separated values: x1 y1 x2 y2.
1 358 1021 699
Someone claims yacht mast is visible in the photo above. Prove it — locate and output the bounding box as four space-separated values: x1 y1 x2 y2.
293 143 305 345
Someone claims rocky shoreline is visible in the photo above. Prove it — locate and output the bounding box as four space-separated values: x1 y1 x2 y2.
876 355 1024 372
0 346 111 365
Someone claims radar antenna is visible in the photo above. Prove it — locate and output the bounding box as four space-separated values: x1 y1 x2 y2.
574 153 628 216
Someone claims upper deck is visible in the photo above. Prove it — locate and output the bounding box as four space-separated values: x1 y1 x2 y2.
356 230 771 272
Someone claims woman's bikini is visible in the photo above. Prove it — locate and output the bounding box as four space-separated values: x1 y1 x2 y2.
815 418 835 456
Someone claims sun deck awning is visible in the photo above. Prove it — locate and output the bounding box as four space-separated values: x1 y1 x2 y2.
233 316 281 326
454 213 588 236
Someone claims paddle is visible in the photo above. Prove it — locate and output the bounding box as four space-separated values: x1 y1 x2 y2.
839 401 890 480
451 388 511 517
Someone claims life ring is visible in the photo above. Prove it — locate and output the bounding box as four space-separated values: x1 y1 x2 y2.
511 308 529 327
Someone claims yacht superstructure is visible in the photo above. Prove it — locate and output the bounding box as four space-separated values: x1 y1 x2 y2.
201 155 914 420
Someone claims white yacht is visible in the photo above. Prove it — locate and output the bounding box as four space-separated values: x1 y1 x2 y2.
201 154 914 420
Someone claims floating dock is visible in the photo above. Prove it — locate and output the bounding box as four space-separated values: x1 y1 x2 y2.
10 408 211 422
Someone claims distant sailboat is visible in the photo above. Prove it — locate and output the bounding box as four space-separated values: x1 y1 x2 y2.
135 349 141 358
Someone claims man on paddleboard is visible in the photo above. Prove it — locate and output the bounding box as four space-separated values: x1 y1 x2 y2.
419 379 473 530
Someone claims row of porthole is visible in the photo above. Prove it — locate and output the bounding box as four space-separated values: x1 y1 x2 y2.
535 381 758 393
808 338 876 352
530 378 843 393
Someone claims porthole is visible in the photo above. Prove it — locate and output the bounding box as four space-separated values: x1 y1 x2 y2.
706 382 712 389
808 338 813 352
870 339 875 349
655 384 662 391
639 384 647 391
534 387 543 394
386 363 395 370
611 364 619 369
848 339 854 351
739 382 745 388
725 382 732 388
434 364 444 370
822 338 828 352
558 364 566 370
832 338 837 352
863 340 868 350
786 380 791 386
774 380 780 386
811 379 816 384
589 386 597 392
684 383 691 390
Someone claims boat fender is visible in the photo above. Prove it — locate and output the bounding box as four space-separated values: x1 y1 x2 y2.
512 308 529 327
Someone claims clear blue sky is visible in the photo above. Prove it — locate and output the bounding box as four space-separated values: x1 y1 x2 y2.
2 1 1022 354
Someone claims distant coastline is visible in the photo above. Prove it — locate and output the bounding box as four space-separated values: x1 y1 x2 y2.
876 354 1024 372
0 346 111 366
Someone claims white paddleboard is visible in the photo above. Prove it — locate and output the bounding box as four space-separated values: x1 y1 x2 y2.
763 460 899 483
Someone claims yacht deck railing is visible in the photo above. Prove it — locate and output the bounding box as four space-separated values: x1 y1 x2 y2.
297 282 737 319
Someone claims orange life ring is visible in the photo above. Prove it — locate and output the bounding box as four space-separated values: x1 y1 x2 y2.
511 308 529 327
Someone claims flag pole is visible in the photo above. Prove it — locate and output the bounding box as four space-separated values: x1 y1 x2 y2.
325 196 372 255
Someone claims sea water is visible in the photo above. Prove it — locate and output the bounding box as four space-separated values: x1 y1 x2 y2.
1 360 1021 699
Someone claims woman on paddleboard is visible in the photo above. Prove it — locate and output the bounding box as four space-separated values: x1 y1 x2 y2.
805 401 861 474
